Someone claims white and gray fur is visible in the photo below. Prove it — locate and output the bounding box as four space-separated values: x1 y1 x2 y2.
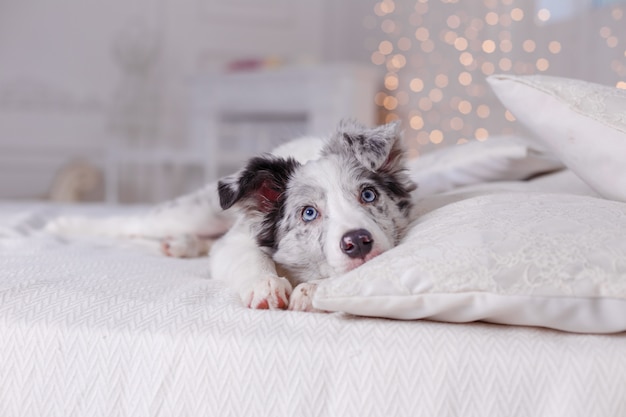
46 120 417 311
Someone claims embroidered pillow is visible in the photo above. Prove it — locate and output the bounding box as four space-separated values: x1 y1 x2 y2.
487 74 626 202
313 193 626 334
407 135 563 197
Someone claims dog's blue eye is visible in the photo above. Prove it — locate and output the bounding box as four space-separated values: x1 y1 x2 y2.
302 206 318 222
361 188 377 203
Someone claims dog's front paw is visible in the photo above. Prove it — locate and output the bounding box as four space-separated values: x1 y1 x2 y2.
288 283 323 312
242 276 292 310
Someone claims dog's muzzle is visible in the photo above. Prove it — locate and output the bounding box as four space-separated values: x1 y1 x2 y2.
340 229 373 259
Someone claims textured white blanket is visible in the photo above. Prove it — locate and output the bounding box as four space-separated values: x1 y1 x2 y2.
1 180 625 416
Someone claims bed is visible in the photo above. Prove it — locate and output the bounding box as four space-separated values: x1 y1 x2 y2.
1 74 625 416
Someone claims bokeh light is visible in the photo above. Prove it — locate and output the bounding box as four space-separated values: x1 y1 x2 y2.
379 41 393 55
510 8 524 21
548 41 561 54
409 78 424 92
429 129 444 144
537 8 551 22
367 0 626 150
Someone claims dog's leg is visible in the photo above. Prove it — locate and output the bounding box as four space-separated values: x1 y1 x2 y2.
210 221 292 309
288 282 325 312
45 182 235 257
144 182 235 237
160 234 215 258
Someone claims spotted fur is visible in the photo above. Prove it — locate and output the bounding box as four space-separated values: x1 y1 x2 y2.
46 120 418 312
215 120 417 306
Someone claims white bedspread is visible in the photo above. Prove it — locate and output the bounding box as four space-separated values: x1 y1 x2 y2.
1 174 625 417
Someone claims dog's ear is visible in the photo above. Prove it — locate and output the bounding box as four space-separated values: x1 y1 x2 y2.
326 119 406 174
218 155 300 213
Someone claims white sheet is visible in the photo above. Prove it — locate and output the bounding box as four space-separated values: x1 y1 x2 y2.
1 175 625 417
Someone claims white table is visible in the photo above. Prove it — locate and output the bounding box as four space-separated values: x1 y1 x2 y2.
188 64 381 181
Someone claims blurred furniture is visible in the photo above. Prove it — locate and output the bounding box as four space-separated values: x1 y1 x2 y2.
188 64 381 181
2 0 374 203
102 64 381 203
0 80 106 201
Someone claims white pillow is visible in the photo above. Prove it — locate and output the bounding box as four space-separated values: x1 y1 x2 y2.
313 193 626 334
487 74 626 202
408 136 563 197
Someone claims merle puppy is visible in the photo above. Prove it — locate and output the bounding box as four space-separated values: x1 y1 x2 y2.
46 120 416 311
211 120 416 311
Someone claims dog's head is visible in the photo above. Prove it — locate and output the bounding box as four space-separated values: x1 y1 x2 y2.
218 120 416 282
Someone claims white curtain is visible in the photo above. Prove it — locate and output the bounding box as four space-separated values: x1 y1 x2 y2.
368 0 626 154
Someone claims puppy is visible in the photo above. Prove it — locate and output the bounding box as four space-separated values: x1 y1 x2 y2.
46 120 416 311
210 120 416 311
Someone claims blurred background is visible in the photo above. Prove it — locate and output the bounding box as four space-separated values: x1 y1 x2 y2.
1 0 624 204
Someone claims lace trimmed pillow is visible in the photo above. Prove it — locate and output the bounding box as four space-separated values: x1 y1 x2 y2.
487 74 626 202
406 135 563 198
313 193 626 334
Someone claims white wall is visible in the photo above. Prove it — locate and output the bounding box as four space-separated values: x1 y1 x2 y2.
0 0 376 200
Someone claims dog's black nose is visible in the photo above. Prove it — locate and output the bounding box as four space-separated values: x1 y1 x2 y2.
340 229 373 259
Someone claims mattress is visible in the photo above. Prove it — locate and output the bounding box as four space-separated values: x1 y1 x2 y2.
1 173 625 417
